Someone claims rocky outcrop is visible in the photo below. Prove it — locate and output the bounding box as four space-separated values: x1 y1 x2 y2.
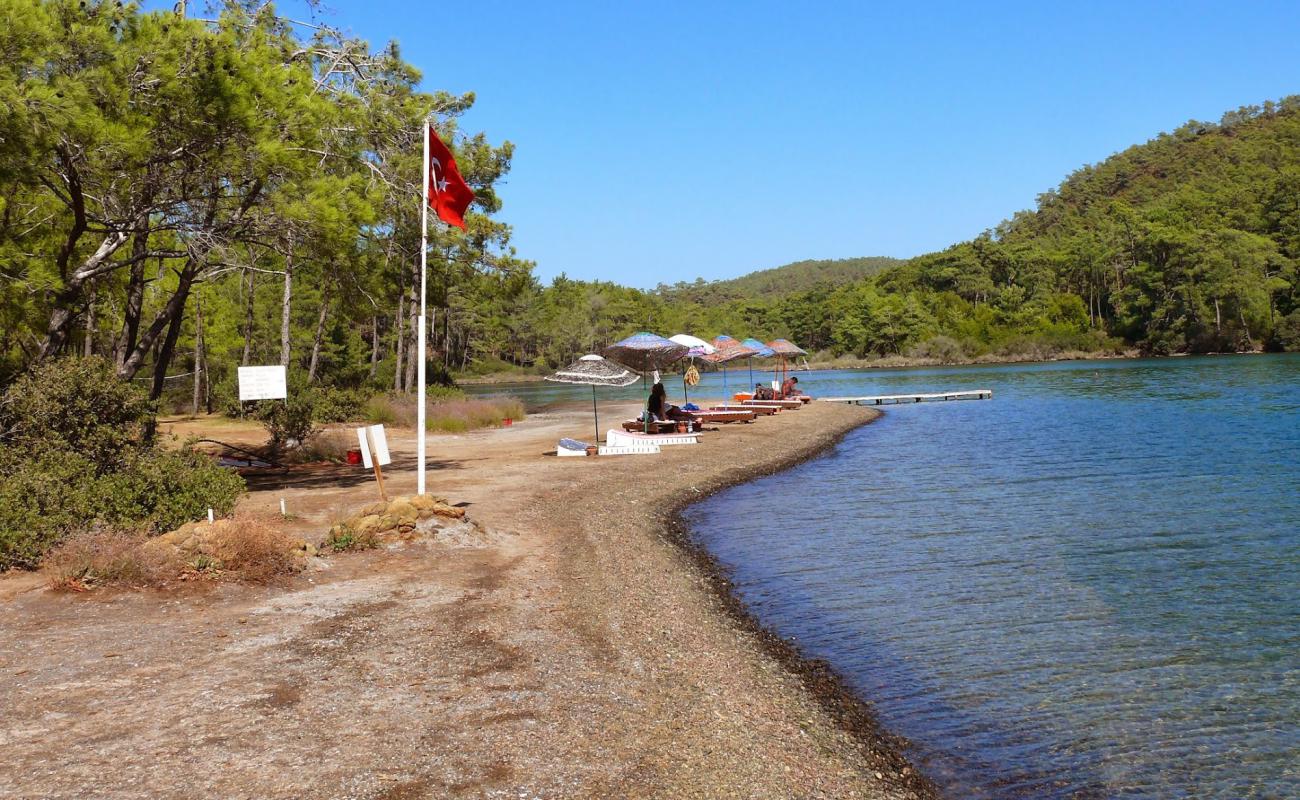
324 495 466 547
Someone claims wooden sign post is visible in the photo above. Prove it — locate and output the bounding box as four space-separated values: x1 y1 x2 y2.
356 424 393 501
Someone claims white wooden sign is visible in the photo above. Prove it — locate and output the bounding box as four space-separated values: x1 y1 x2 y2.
356 424 392 468
237 365 288 402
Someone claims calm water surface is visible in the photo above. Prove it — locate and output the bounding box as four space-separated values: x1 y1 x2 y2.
680 355 1299 799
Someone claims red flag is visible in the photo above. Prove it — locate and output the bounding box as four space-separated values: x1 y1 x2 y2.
427 126 474 229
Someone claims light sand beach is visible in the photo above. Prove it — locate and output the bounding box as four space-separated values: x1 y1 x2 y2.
0 399 934 799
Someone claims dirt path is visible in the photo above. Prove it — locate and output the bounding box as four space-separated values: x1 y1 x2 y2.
0 400 932 799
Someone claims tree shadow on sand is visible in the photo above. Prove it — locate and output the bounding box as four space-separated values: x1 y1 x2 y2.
241 456 463 492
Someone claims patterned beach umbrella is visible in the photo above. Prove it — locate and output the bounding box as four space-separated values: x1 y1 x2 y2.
766 339 808 388
545 354 639 443
602 332 689 374
704 334 757 363
766 339 807 357
703 335 760 395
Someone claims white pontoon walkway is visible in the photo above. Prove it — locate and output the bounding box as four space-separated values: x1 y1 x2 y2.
819 389 992 405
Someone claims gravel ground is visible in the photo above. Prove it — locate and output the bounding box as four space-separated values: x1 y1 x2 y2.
0 400 936 799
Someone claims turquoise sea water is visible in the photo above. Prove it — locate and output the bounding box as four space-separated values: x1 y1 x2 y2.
675 355 1299 799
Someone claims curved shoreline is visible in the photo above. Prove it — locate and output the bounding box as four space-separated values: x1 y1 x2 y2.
658 409 940 800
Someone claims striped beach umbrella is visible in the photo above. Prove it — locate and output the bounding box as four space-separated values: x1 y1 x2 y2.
545 354 639 443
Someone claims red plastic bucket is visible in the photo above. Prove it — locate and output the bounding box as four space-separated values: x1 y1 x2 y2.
503 418 513 427
346 448 362 465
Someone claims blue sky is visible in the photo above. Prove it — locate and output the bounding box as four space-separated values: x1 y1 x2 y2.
170 1 1298 288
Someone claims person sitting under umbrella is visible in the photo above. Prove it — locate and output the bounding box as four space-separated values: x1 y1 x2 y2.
647 382 686 422
780 375 805 399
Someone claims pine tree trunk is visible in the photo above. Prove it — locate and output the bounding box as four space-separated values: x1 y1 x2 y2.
393 290 404 392
242 268 256 365
192 296 205 416
113 232 149 369
307 284 330 383
280 249 294 367
404 270 418 392
370 314 380 379
83 285 96 357
151 297 188 402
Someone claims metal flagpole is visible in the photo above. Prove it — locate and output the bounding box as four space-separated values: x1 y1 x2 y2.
417 124 430 496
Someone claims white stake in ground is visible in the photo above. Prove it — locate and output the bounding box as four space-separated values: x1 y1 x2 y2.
417 123 430 496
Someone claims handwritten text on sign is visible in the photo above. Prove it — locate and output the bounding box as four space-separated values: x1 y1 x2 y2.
237 365 288 402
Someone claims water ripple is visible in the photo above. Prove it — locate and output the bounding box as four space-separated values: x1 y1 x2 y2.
686 354 1300 799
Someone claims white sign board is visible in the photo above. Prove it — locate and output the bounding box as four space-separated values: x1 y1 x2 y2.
356 424 392 468
237 365 287 402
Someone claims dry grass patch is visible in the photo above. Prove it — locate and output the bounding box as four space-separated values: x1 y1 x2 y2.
43 514 307 591
206 515 307 582
45 529 181 591
363 392 525 432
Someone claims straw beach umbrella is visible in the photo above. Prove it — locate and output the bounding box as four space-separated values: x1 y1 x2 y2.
766 338 808 390
703 335 757 398
668 334 715 404
544 354 639 443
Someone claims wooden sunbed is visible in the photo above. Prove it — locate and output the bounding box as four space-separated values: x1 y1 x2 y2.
742 399 802 410
621 419 701 434
711 403 778 416
682 409 756 424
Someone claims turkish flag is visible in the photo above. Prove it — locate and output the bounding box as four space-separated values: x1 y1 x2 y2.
427 126 474 229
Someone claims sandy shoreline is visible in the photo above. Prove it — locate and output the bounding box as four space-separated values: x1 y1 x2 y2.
0 400 935 799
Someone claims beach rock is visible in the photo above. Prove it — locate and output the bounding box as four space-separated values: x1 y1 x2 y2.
375 514 401 532
350 514 384 536
430 502 465 520
359 501 388 517
386 500 419 525
408 495 448 511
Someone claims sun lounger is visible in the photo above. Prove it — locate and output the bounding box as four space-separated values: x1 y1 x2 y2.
712 403 778 416
598 443 661 456
742 399 802 410
683 409 756 424
558 437 662 456
620 419 701 434
607 429 700 447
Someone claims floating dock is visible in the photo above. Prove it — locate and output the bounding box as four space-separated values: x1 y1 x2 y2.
819 389 992 405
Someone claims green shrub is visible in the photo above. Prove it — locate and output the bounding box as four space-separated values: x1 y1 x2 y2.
311 386 368 422
96 449 244 533
0 449 100 570
0 358 247 570
0 356 153 473
247 391 319 451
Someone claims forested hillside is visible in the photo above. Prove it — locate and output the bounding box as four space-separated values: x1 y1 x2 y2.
2 1 1297 411
654 257 901 304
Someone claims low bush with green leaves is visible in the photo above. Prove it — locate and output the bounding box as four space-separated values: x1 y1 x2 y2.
0 357 246 570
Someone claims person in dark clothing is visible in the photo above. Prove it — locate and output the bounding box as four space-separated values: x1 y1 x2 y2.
648 382 676 421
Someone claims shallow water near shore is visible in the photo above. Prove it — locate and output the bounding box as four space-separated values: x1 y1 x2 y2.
682 354 1299 799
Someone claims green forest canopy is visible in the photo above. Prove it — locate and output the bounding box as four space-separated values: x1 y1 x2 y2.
2 0 1298 409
